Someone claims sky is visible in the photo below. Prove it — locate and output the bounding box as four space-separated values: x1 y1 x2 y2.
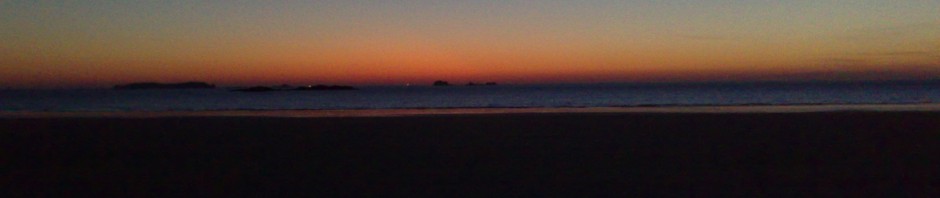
1 0 939 88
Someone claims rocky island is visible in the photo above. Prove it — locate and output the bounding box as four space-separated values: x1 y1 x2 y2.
294 85 356 91
433 80 451 86
466 82 498 86
434 80 498 86
114 82 216 90
233 86 278 92
234 84 357 92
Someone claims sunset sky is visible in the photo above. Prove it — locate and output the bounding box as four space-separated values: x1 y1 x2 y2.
2 0 939 88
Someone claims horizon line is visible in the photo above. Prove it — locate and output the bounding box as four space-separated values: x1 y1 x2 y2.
6 78 940 90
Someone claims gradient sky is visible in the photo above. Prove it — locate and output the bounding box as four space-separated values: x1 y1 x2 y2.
2 0 939 88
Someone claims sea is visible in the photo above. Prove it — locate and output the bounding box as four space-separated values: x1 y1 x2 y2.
2 81 940 112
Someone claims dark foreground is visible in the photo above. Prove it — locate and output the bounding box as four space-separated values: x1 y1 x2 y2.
3 112 940 196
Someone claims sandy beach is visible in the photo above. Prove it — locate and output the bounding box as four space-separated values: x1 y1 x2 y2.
4 103 940 118
4 106 940 196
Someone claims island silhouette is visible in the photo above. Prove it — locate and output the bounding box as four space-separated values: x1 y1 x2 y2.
114 82 215 90
434 80 498 86
466 82 498 86
234 84 357 92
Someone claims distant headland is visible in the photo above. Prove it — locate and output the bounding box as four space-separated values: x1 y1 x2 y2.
114 82 216 90
466 82 498 86
433 80 497 86
433 80 451 86
233 84 357 92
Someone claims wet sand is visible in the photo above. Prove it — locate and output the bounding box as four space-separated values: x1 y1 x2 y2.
4 103 940 118
3 109 940 196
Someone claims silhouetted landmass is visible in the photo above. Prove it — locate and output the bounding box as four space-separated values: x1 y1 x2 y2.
234 86 278 92
114 82 215 90
433 80 450 86
295 85 356 91
234 85 356 92
275 84 293 89
466 82 498 86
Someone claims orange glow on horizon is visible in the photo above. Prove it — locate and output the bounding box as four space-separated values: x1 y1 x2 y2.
2 1 938 88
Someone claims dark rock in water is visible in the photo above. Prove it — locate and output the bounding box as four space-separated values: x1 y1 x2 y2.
466 82 497 86
114 82 215 90
433 80 450 86
294 85 357 91
234 86 278 92
234 84 356 92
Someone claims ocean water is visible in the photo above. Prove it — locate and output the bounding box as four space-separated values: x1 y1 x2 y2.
2 81 940 112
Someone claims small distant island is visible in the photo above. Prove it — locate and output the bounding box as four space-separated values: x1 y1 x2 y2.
233 84 357 92
466 82 498 86
114 82 216 90
433 80 498 87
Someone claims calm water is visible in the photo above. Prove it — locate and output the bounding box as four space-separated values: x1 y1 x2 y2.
2 81 940 112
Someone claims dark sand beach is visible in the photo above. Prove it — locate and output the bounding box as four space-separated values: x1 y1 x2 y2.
3 108 940 196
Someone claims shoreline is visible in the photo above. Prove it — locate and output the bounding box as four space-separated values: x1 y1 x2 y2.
3 103 940 118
